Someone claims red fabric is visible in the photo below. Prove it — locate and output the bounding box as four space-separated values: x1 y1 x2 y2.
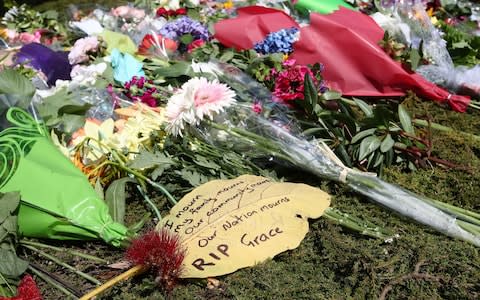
213 6 299 50
0 275 42 300
290 8 470 112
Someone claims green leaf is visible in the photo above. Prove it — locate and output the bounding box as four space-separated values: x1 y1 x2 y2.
219 50 234 63
409 48 421 70
353 98 373 117
359 135 381 160
105 178 135 224
194 155 220 170
95 179 104 201
0 69 35 107
398 104 414 135
59 114 85 134
0 249 28 278
154 61 192 77
37 88 91 124
128 149 174 170
380 134 395 153
0 192 20 224
321 90 342 100
351 128 377 144
176 169 209 187
303 73 318 113
180 33 194 44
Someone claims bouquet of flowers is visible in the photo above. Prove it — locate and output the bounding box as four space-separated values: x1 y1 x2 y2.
163 68 480 246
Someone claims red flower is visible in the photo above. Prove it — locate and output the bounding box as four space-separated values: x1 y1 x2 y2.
0 275 42 300
156 7 187 18
138 34 178 56
126 229 186 291
187 39 205 53
175 8 187 15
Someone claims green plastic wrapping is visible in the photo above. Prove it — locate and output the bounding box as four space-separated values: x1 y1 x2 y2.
0 108 128 247
294 0 355 14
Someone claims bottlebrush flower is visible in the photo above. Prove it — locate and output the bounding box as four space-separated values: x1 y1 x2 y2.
159 16 210 42
0 275 42 300
165 77 236 136
126 229 186 292
254 27 299 54
270 59 326 103
137 33 178 56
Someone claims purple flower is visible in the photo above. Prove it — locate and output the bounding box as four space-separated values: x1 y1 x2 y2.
15 43 71 86
159 16 210 42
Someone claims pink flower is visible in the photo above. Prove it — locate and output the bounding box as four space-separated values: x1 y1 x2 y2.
165 77 236 136
111 6 145 19
68 36 99 65
252 101 262 114
18 31 41 44
270 59 320 103
187 39 205 53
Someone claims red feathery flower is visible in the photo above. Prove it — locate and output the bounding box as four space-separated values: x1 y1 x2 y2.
0 275 42 300
126 229 186 292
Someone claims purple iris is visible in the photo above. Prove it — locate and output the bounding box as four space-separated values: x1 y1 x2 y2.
15 43 72 86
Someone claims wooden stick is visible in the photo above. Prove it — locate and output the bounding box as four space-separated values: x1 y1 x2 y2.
79 265 146 300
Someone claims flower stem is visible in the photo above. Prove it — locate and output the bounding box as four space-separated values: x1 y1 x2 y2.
20 240 108 263
23 245 101 286
412 119 480 142
108 161 178 206
27 265 79 299
323 207 393 240
0 272 14 296
136 185 163 221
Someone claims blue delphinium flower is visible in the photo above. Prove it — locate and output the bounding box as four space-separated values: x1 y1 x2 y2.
159 16 210 42
254 27 299 55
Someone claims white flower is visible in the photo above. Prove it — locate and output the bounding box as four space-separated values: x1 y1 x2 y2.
165 77 236 136
69 62 107 89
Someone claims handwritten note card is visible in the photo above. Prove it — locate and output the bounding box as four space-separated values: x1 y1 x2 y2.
157 175 331 278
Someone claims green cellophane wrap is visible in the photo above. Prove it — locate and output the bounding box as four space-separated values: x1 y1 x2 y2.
294 0 355 14
0 108 128 247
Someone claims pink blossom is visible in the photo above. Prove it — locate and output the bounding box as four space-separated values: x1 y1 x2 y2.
68 36 99 65
111 6 145 19
18 31 41 44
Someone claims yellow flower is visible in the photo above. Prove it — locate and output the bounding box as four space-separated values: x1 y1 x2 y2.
71 118 115 161
110 103 166 154
283 54 289 61
222 0 234 9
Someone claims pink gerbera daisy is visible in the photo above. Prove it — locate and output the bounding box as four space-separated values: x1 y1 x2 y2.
165 77 236 136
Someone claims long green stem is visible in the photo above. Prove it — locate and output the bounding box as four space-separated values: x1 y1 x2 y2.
23 245 101 286
136 185 162 221
20 240 107 263
27 265 78 299
323 207 393 240
0 272 14 296
413 119 480 142
109 162 177 206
